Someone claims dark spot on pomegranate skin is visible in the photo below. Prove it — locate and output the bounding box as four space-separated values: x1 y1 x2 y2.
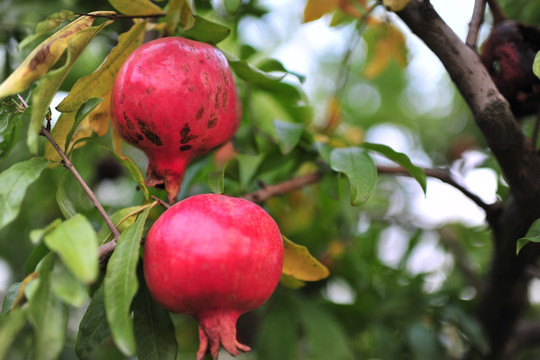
123 133 140 145
196 107 204 120
124 112 135 130
207 113 218 129
180 124 197 144
137 120 163 146
215 86 222 109
222 90 228 107
180 145 192 151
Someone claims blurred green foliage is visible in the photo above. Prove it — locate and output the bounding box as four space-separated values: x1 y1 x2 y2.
1 0 540 359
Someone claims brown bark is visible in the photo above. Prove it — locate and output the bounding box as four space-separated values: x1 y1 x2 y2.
397 1 540 358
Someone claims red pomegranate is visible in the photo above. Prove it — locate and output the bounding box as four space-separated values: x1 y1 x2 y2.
111 37 241 203
143 194 284 359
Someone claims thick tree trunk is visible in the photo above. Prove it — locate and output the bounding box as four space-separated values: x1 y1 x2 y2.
397 1 540 358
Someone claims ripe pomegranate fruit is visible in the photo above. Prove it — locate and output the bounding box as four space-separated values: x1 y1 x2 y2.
111 37 241 203
143 194 284 359
481 0 540 118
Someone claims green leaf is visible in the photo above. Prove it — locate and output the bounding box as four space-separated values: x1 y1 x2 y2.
257 58 306 83
97 205 148 244
106 152 150 201
533 51 540 80
24 242 51 275
206 169 225 194
0 307 29 360
0 157 49 230
223 0 242 14
19 10 77 50
442 305 489 355
35 10 77 34
29 218 62 244
224 52 285 85
279 274 306 289
28 254 68 360
315 141 333 164
179 15 230 45
108 0 163 15
76 284 112 359
1 283 22 314
274 119 304 154
104 206 152 356
27 21 111 153
362 142 426 194
51 260 89 307
57 21 147 112
44 214 99 284
237 153 264 189
0 101 23 159
64 97 103 152
56 169 77 218
282 235 329 281
133 268 178 360
406 322 443 360
70 137 150 201
298 301 355 360
256 301 299 360
517 217 540 254
330 147 377 206
166 0 195 33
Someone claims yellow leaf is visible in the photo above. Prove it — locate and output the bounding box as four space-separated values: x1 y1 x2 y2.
112 128 124 155
109 0 163 16
88 92 111 136
282 235 330 281
28 21 112 153
364 21 407 78
0 12 114 99
57 21 147 112
383 0 411 12
304 0 339 22
166 0 195 33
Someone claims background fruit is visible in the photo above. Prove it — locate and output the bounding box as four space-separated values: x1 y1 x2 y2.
143 194 284 359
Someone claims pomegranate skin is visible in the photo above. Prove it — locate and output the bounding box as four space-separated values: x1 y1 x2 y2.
143 194 284 359
111 37 240 203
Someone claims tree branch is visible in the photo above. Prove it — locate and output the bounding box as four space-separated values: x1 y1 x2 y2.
377 165 496 217
241 171 324 203
504 320 540 358
466 0 486 49
398 0 540 208
40 127 121 241
74 12 166 20
396 2 540 358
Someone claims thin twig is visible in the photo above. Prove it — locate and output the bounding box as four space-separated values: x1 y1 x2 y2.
486 0 507 24
377 165 496 215
242 172 324 203
152 195 171 209
74 11 166 20
466 0 486 49
40 127 121 240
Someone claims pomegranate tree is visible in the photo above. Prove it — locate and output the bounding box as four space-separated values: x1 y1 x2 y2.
143 194 284 359
111 37 240 203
